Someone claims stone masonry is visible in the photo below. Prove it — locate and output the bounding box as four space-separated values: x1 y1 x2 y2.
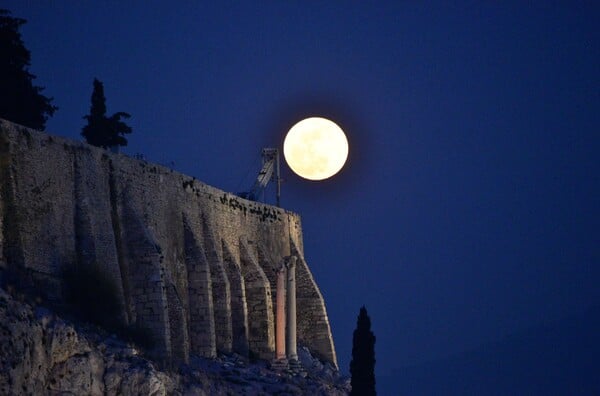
0 119 337 368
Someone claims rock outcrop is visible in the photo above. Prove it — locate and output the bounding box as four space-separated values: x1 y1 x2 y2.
0 119 336 367
0 287 349 395
0 287 177 395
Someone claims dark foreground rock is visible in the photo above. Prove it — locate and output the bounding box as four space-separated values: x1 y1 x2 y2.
0 287 349 395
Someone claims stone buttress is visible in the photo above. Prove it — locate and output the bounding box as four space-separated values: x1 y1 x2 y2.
0 119 338 368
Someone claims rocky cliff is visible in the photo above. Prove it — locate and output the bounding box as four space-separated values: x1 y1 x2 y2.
0 287 349 395
0 119 337 367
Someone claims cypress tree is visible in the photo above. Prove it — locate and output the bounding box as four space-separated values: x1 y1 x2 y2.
0 9 57 130
350 306 376 396
81 78 131 149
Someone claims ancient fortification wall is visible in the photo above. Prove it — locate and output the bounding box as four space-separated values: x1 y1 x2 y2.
0 119 337 367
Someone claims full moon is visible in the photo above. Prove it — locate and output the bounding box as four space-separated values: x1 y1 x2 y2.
283 117 349 180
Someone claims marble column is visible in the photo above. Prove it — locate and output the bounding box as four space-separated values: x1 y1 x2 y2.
286 256 298 361
275 264 287 361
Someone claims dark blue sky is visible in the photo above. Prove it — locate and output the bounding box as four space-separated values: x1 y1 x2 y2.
6 0 599 385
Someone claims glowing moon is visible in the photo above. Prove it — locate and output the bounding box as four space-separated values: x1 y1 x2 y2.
283 117 349 180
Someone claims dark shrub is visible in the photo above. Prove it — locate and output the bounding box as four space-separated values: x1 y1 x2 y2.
119 322 156 350
62 263 156 351
62 263 121 328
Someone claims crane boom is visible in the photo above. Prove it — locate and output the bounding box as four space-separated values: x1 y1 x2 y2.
238 148 281 206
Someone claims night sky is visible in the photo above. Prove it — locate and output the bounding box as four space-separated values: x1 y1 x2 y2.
5 1 599 392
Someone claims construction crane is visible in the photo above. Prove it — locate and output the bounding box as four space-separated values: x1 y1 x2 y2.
238 148 281 206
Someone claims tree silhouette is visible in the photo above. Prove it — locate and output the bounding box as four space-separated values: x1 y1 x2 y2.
350 306 376 396
81 78 131 149
0 9 57 130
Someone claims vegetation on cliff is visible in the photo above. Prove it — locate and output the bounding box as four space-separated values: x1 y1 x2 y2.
81 78 132 149
0 9 57 130
62 263 154 350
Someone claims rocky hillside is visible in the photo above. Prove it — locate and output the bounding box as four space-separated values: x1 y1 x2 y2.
0 287 349 395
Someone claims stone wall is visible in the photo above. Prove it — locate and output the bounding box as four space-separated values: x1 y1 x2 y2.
0 119 337 367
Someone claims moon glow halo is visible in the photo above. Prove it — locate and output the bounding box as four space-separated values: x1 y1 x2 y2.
283 117 349 181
